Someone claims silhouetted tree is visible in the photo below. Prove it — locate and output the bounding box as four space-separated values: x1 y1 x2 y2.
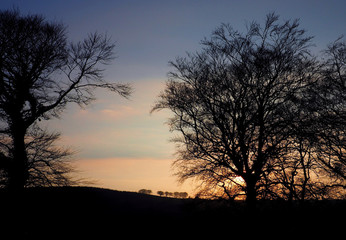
179 192 188 198
152 13 318 207
22 125 76 187
164 191 173 197
157 191 164 197
139 189 152 194
265 37 346 201
0 10 132 191
315 37 346 180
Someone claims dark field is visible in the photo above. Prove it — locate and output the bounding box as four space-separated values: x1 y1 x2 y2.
0 187 344 238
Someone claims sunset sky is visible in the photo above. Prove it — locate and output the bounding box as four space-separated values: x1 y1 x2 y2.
1 0 345 194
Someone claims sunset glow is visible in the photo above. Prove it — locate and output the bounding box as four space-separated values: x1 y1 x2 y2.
74 157 182 192
2 0 344 196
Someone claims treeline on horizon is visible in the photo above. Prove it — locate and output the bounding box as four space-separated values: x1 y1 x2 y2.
138 189 189 198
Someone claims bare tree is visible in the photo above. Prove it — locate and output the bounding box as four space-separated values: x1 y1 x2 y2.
152 13 316 207
157 191 164 197
0 10 132 191
24 125 77 187
164 191 172 197
139 189 152 194
179 192 188 198
316 37 346 180
251 37 346 202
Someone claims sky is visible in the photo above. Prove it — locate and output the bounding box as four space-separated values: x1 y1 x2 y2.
1 0 345 194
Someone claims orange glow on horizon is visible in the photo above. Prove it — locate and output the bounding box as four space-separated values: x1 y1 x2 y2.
73 157 194 195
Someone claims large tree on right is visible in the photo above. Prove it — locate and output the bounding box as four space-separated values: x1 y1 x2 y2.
152 13 345 207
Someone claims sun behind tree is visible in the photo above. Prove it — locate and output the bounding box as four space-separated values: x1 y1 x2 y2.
152 13 346 207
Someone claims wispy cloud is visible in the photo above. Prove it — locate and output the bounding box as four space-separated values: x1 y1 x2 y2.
48 79 178 190
71 105 140 123
51 79 174 160
100 106 139 120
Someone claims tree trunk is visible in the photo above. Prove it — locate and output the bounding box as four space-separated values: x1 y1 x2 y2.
245 177 257 210
8 126 28 191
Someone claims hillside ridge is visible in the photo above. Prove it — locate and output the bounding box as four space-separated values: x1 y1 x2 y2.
0 186 345 237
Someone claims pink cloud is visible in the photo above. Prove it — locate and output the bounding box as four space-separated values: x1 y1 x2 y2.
100 105 139 120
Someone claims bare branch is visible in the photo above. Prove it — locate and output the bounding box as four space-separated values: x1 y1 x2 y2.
152 12 345 203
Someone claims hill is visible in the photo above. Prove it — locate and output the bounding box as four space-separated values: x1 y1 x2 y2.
1 187 190 237
0 186 345 237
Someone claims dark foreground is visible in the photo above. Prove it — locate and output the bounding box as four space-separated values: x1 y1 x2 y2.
0 187 345 238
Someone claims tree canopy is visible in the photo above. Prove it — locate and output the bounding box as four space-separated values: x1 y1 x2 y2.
0 10 131 190
153 13 345 205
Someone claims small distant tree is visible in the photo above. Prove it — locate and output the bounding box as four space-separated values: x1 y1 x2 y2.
173 192 180 198
138 189 152 195
172 192 189 198
157 191 164 197
180 192 188 198
164 191 173 197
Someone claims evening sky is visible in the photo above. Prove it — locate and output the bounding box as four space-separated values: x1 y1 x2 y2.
0 0 345 193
